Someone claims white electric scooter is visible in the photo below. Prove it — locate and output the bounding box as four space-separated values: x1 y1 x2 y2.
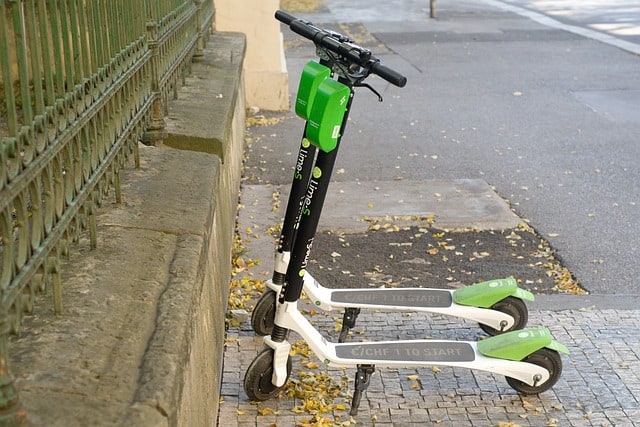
251 26 533 343
244 11 568 415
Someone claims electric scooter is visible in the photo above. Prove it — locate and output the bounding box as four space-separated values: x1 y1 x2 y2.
244 11 568 415
250 23 534 343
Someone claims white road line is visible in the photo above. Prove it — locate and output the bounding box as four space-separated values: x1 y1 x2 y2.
481 0 640 55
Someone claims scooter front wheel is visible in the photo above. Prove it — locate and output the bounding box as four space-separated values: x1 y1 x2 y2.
244 348 292 401
479 296 528 336
251 290 276 336
506 347 563 394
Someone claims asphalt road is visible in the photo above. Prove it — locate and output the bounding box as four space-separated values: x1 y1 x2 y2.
498 0 640 46
246 0 640 297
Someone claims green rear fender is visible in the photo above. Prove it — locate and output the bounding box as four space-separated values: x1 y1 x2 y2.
477 327 569 361
452 278 534 308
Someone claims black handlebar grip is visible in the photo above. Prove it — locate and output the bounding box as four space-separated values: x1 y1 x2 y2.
290 20 320 42
371 63 407 87
275 10 296 25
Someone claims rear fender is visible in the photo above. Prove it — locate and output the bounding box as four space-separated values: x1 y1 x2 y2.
453 278 534 308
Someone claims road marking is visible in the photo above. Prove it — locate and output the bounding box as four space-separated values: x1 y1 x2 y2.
482 0 640 55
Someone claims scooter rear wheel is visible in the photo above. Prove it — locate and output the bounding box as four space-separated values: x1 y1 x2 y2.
479 296 528 336
251 290 276 336
244 348 292 401
506 347 563 394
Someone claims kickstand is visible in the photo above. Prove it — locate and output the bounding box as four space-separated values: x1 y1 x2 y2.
338 307 361 343
350 364 375 416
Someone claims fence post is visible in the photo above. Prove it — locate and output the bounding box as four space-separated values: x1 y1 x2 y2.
193 0 204 58
0 307 26 425
141 2 167 146
0 1 26 423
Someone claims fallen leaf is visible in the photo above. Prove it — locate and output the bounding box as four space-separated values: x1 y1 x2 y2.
257 407 280 416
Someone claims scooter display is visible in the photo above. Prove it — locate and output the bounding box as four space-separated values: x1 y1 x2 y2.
244 10 568 415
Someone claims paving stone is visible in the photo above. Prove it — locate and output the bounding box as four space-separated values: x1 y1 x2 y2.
219 225 640 427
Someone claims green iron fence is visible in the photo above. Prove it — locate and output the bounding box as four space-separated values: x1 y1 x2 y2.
0 0 214 422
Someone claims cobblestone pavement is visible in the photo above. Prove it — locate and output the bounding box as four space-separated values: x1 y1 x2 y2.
219 293 640 426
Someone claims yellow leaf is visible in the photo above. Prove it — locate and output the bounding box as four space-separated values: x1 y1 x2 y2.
432 366 441 373
257 407 279 416
236 410 245 415
407 374 419 380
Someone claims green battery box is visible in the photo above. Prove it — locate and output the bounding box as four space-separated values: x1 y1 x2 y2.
305 78 350 153
295 61 331 121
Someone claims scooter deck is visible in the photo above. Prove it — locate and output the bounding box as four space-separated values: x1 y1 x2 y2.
298 275 520 332
335 340 474 362
330 288 453 308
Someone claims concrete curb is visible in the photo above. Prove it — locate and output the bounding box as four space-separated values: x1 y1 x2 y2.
125 31 248 426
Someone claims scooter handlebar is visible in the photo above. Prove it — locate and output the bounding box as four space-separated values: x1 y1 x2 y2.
275 10 296 25
275 10 407 88
289 19 323 43
371 63 407 88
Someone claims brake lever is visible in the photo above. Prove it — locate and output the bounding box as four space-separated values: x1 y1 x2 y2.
355 82 383 102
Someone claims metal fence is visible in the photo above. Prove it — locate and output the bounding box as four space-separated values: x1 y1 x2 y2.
0 0 214 421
